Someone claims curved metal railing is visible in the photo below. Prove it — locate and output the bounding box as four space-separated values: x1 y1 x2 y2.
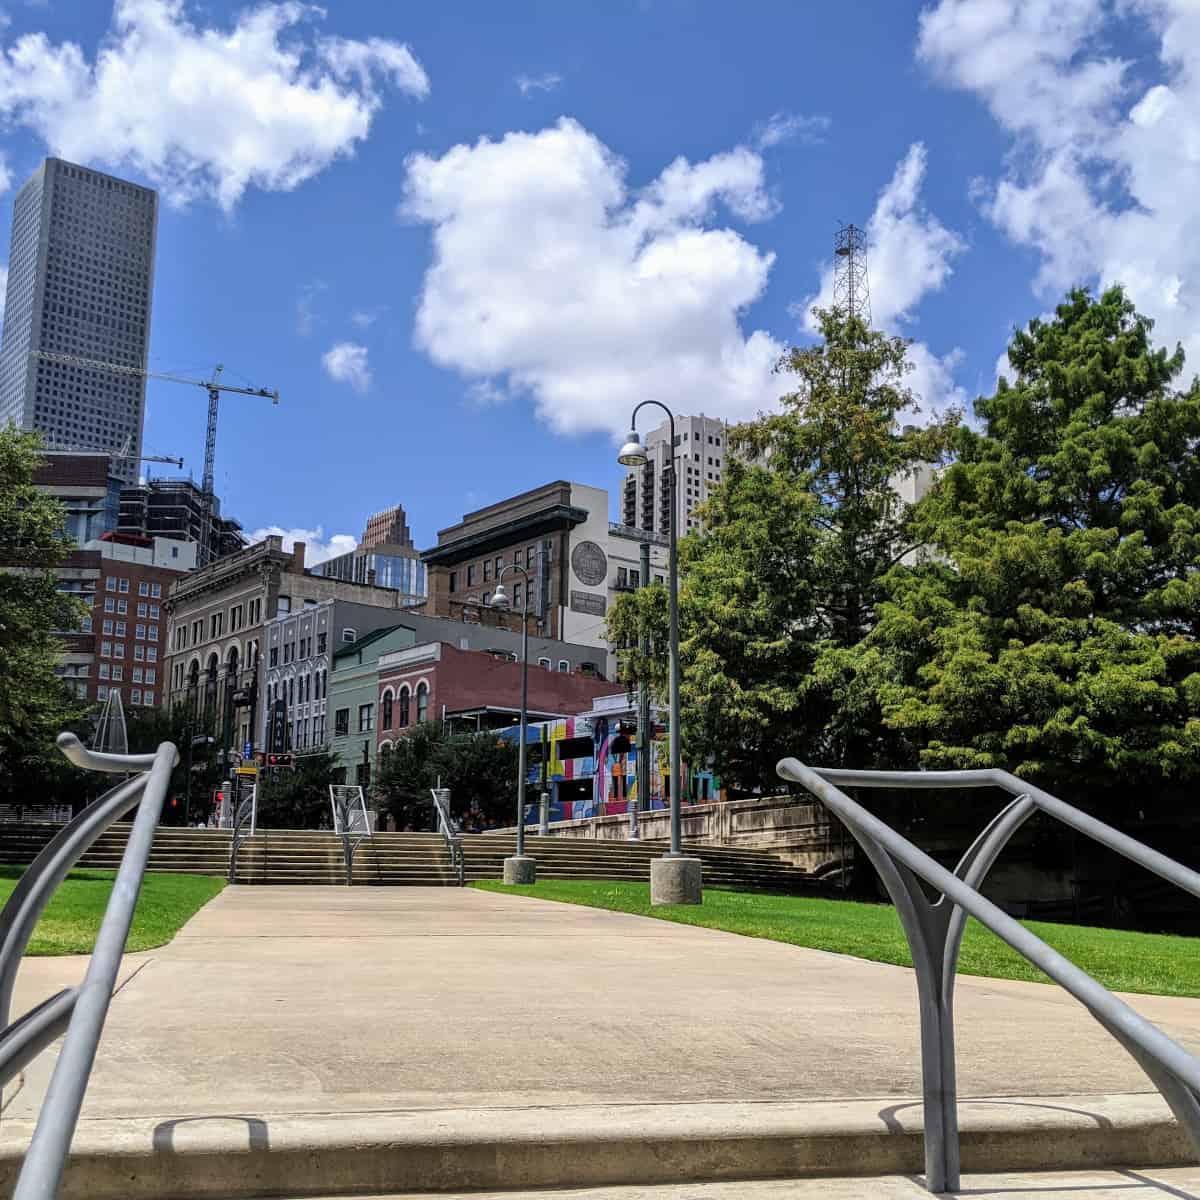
777 757 1200 1195
5 731 177 1200
431 787 464 887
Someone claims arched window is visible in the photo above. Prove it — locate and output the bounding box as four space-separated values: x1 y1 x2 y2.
382 691 394 729
416 682 429 724
398 686 410 727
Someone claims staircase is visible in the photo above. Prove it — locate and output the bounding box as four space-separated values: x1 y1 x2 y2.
0 823 825 892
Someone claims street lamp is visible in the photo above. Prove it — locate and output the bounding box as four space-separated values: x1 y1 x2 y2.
617 403 702 905
491 564 536 884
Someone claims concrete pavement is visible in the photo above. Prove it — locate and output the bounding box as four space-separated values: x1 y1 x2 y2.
1 885 1199 1196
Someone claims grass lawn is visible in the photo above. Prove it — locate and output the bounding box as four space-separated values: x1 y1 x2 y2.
473 879 1200 998
0 867 225 955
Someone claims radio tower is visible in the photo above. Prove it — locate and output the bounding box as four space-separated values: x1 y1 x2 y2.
833 223 871 324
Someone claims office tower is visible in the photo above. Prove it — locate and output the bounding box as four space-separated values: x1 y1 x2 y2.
0 157 158 484
621 412 728 536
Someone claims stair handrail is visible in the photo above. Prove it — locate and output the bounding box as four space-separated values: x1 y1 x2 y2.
430 787 464 887
8 732 177 1200
226 786 257 884
777 757 1200 1196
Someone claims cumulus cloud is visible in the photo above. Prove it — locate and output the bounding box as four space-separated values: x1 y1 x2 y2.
515 71 561 96
0 0 428 210
800 142 968 417
248 524 357 566
754 111 830 149
402 118 785 437
322 341 371 392
917 0 1200 371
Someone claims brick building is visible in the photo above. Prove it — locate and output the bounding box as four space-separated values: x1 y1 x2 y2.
374 640 623 751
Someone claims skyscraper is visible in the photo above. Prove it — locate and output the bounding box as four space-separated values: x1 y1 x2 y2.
621 412 728 536
0 157 158 484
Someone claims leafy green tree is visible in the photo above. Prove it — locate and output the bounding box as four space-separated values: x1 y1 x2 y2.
125 702 197 823
257 750 339 829
607 309 958 788
374 722 520 830
0 427 87 804
868 286 1200 812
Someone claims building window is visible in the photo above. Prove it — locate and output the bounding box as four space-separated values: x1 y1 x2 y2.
317 632 326 654
342 628 357 643
483 558 491 582
538 656 551 669
114 643 125 659
398 686 410 726
131 688 142 705
558 660 569 673
149 626 158 641
102 619 113 635
101 640 112 657
151 583 162 598
147 648 157 662
358 703 374 733
118 578 129 593
150 605 159 619
277 595 291 614
133 668 143 683
416 682 428 723
97 686 108 701
269 647 278 667
466 564 476 587
526 546 535 569
146 669 156 685
512 581 522 608
145 691 154 706
334 708 350 737
138 581 149 596
104 597 114 613
112 665 123 681
448 571 457 592
382 692 393 729
137 603 147 617
135 623 146 640
134 645 145 661
115 621 126 637
105 577 116 592
99 663 110 680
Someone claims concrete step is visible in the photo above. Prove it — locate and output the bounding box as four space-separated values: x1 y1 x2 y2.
260 1169 1200 1199
0 1094 1187 1200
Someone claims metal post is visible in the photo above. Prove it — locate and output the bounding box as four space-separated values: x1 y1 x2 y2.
665 446 682 856
637 539 652 817
183 722 193 826
539 790 549 836
516 599 529 858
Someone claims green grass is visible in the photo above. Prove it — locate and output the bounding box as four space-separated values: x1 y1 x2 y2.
473 879 1200 998
0 868 225 955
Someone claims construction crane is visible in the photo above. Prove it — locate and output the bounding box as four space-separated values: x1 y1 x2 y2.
32 350 279 563
114 433 184 471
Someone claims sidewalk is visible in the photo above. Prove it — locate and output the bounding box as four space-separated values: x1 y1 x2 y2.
2 885 1198 1197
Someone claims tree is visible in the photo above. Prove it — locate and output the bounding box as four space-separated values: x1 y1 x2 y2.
607 309 958 789
257 750 339 829
125 702 196 824
0 427 87 804
374 723 521 830
867 287 1200 813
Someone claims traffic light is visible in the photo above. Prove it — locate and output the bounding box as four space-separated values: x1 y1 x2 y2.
266 752 294 769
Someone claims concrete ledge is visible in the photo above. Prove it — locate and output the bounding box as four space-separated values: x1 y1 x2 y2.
0 1094 1188 1199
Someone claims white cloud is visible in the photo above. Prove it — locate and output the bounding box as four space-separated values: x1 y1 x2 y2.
800 142 968 417
402 118 785 438
322 341 371 392
515 71 562 96
754 111 830 149
248 524 357 566
0 151 12 194
350 306 386 329
0 0 429 211
917 0 1200 372
295 280 325 337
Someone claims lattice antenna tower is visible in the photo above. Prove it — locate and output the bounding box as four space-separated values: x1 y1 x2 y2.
833 223 871 325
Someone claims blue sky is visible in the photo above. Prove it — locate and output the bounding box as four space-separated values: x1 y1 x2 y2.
0 0 1195 560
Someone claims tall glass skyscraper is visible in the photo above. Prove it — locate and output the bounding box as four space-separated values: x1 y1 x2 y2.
0 158 158 484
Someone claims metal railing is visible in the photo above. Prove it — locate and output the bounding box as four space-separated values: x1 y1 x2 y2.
431 787 464 886
226 785 257 884
5 732 177 1200
776 757 1200 1195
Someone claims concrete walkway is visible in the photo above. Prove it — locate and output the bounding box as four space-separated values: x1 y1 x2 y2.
3 885 1200 1197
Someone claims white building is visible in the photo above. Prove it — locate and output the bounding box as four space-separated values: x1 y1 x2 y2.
621 412 729 537
0 158 158 484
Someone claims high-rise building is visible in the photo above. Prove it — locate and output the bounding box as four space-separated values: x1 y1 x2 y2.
314 501 427 603
118 477 246 562
0 157 158 484
361 503 413 550
621 412 728 536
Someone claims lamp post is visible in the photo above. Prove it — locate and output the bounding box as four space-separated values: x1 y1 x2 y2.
491 564 537 885
618 403 702 905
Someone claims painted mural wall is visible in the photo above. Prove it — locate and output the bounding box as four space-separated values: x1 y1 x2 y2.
502 715 723 822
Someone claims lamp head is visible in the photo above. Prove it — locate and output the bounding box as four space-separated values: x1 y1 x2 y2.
490 582 509 608
617 430 648 467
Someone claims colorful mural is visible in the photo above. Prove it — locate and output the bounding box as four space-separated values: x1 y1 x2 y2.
501 712 723 824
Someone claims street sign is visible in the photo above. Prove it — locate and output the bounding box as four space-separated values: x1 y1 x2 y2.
243 741 253 759
234 766 259 778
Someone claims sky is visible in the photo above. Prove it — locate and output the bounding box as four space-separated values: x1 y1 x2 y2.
0 0 1195 562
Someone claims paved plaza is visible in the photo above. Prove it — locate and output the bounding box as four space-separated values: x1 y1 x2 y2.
3 886 1200 1197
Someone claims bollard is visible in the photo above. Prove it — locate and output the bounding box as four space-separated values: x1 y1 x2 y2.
628 794 640 841
538 791 550 836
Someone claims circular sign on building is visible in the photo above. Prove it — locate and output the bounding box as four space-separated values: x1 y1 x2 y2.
571 540 608 587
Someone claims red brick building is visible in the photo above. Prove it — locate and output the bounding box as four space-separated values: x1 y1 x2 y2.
375 640 623 747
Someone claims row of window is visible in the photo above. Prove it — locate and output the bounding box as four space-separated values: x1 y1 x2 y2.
175 598 264 650
96 686 154 706
672 431 723 447
99 620 158 640
449 544 545 594
272 630 333 667
266 671 328 709
99 642 158 661
105 576 162 598
98 664 156 684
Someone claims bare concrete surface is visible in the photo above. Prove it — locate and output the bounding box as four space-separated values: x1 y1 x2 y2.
2 886 1200 1196
264 1168 1200 1199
